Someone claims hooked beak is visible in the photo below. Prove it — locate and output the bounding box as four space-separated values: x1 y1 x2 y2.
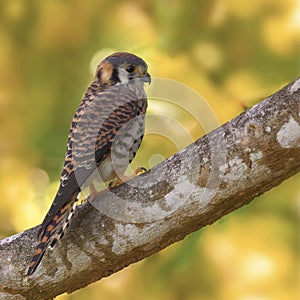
142 72 151 84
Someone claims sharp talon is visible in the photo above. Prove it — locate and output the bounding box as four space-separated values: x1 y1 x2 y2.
108 167 147 189
135 166 147 175
109 178 123 188
82 196 89 203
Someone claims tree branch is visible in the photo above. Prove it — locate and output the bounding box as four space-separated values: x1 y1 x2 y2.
1 78 300 300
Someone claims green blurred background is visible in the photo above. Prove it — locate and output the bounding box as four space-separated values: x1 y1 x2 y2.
0 0 299 299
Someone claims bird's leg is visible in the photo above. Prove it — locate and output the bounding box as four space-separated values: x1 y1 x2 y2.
81 183 96 203
89 183 98 199
87 167 147 200
85 182 110 202
109 167 147 188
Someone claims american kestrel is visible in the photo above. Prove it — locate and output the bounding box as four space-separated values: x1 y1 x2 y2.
27 52 151 276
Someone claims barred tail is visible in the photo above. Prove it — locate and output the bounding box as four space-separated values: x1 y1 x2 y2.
26 231 51 276
26 192 80 276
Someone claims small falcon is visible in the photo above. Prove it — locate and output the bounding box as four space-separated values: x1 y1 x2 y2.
27 52 151 276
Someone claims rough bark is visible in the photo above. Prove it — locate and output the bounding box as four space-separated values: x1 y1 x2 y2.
0 78 299 300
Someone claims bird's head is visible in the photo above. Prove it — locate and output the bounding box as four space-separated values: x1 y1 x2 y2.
95 52 151 88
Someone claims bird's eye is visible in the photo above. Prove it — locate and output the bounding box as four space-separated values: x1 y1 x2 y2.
126 65 135 73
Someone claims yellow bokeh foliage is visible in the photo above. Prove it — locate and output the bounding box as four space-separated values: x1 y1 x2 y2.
0 0 299 299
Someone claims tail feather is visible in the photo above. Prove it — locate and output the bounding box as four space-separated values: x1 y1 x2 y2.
26 236 50 276
49 196 80 249
26 192 80 276
26 220 58 276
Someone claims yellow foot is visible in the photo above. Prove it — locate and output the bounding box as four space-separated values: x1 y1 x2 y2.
108 178 123 188
109 167 147 188
134 166 147 175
